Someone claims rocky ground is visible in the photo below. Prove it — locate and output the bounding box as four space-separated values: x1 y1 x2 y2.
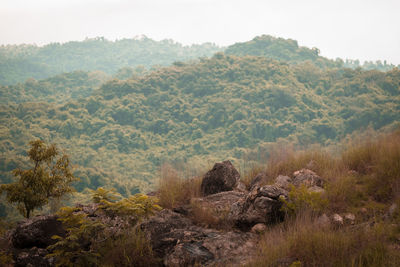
3 160 380 266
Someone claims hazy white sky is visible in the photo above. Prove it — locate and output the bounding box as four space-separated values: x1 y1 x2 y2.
1 0 399 64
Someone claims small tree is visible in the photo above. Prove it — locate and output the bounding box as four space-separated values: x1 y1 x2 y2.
0 140 77 218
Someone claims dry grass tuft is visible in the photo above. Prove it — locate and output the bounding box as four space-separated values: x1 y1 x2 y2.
189 200 232 230
157 164 202 209
265 147 341 183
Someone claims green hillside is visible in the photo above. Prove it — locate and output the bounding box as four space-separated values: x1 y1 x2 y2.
1 52 399 195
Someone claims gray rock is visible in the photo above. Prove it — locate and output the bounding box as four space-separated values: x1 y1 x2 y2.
344 213 356 224
331 213 344 226
275 175 292 190
249 172 266 191
12 215 65 249
236 181 247 192
251 223 267 234
230 185 287 229
140 209 258 266
292 169 324 187
164 242 214 266
201 161 240 196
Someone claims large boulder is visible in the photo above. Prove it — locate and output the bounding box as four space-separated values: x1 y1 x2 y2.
140 209 258 266
230 185 288 229
11 215 65 249
201 161 240 196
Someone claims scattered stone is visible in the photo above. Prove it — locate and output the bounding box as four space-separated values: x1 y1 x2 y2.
331 213 344 226
275 175 292 190
11 215 65 249
201 161 240 196
344 213 356 224
292 169 324 188
251 223 267 234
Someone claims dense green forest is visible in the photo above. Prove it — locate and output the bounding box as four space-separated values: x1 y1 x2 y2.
1 35 398 86
1 35 399 200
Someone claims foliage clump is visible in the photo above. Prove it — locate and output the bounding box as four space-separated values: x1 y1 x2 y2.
47 188 161 266
0 140 77 218
280 185 328 216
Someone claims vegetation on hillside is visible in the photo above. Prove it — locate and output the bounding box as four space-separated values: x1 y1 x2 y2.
0 52 399 201
248 129 400 266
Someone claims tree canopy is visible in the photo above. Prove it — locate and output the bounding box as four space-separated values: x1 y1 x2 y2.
0 140 76 218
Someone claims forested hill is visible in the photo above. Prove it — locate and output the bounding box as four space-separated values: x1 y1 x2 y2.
1 53 399 196
2 35 398 86
0 36 221 85
225 35 399 71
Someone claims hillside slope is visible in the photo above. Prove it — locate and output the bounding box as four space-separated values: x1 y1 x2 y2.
1 54 399 194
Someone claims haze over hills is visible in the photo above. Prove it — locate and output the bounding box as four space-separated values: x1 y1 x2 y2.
0 36 222 85
1 35 399 196
1 35 398 86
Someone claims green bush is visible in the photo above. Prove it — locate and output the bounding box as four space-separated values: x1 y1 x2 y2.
280 185 328 216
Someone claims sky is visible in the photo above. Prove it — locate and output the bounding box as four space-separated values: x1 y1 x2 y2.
1 0 399 64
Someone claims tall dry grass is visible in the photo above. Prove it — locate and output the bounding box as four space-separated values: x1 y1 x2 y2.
249 211 400 267
157 164 202 209
341 130 400 202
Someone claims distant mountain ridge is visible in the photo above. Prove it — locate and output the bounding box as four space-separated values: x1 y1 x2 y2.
1 35 398 86
0 36 222 85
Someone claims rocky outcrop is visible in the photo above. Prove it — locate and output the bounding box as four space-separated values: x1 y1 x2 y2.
9 215 65 267
201 161 240 196
4 163 334 267
230 184 288 229
140 209 257 266
12 215 65 249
